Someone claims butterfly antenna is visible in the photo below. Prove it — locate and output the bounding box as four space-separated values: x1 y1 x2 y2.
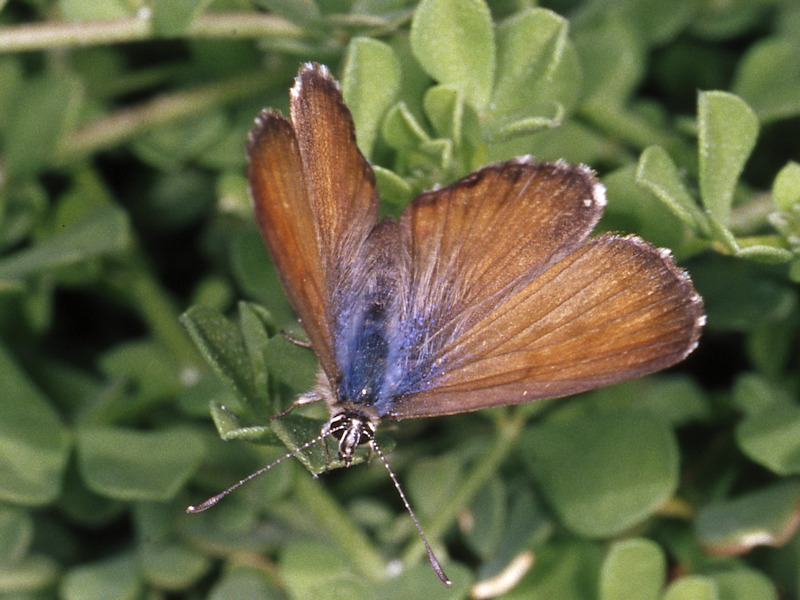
186 428 338 513
370 439 452 587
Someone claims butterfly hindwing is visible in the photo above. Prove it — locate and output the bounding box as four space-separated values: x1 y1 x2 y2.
390 230 703 418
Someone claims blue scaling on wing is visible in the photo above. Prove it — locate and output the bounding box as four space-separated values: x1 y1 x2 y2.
331 264 435 417
337 284 392 409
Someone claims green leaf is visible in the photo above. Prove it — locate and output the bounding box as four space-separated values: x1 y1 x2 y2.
4 73 83 177
263 333 318 395
77 426 206 501
610 0 695 45
710 570 778 600
97 341 182 420
0 341 70 505
342 38 401 158
257 0 321 28
410 0 495 111
0 180 48 251
407 452 464 519
238 301 277 407
0 506 33 565
697 91 759 225
663 576 717 600
373 164 414 208
418 138 453 170
491 9 568 121
598 539 665 600
736 405 800 475
575 16 643 108
180 305 261 408
0 58 24 132
208 565 285 600
602 165 693 256
521 412 678 537
132 111 229 171
696 480 800 555
636 146 709 235
382 102 431 151
731 373 794 416
58 0 134 20
0 554 59 594
271 414 339 474
59 553 141 600
208 401 278 443
746 321 797 377
230 230 295 328
138 542 211 590
705 211 740 255
423 85 463 143
689 257 797 332
373 562 473 599
478 484 553 574
0 205 131 281
488 110 564 142
733 39 800 123
463 476 506 560
151 0 213 36
280 540 370 599
771 161 800 212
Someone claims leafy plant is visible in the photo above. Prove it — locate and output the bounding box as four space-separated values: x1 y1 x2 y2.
0 0 799 598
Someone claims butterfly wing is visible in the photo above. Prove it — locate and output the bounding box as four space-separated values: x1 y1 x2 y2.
247 63 378 380
389 161 703 419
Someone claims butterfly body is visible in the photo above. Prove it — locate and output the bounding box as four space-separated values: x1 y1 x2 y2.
333 219 410 417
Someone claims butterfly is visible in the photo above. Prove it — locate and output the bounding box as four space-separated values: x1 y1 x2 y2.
188 63 705 586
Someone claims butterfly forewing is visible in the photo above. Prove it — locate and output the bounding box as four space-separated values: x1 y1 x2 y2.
247 64 379 383
390 231 703 418
290 65 379 294
247 110 337 374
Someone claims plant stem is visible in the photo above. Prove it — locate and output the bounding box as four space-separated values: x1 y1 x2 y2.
55 70 278 162
0 12 307 53
293 473 387 583
400 408 528 568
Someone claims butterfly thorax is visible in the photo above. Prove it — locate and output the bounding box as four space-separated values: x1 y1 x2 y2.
335 221 407 416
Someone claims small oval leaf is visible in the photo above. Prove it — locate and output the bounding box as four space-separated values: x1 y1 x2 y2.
410 0 495 111
698 91 759 225
77 426 206 501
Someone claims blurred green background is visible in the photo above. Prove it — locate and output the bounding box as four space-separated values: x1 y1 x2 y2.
1 0 800 598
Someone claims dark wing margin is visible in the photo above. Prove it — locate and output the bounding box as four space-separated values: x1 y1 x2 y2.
247 63 379 381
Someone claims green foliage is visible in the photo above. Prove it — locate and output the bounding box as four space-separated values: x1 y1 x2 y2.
0 0 799 598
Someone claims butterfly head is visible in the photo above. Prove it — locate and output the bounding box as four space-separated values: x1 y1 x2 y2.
325 409 378 466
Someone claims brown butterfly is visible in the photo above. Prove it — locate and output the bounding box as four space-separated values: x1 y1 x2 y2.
189 63 705 586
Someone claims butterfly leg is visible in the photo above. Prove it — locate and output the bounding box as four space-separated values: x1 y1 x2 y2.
280 330 312 348
319 419 334 471
269 389 323 420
